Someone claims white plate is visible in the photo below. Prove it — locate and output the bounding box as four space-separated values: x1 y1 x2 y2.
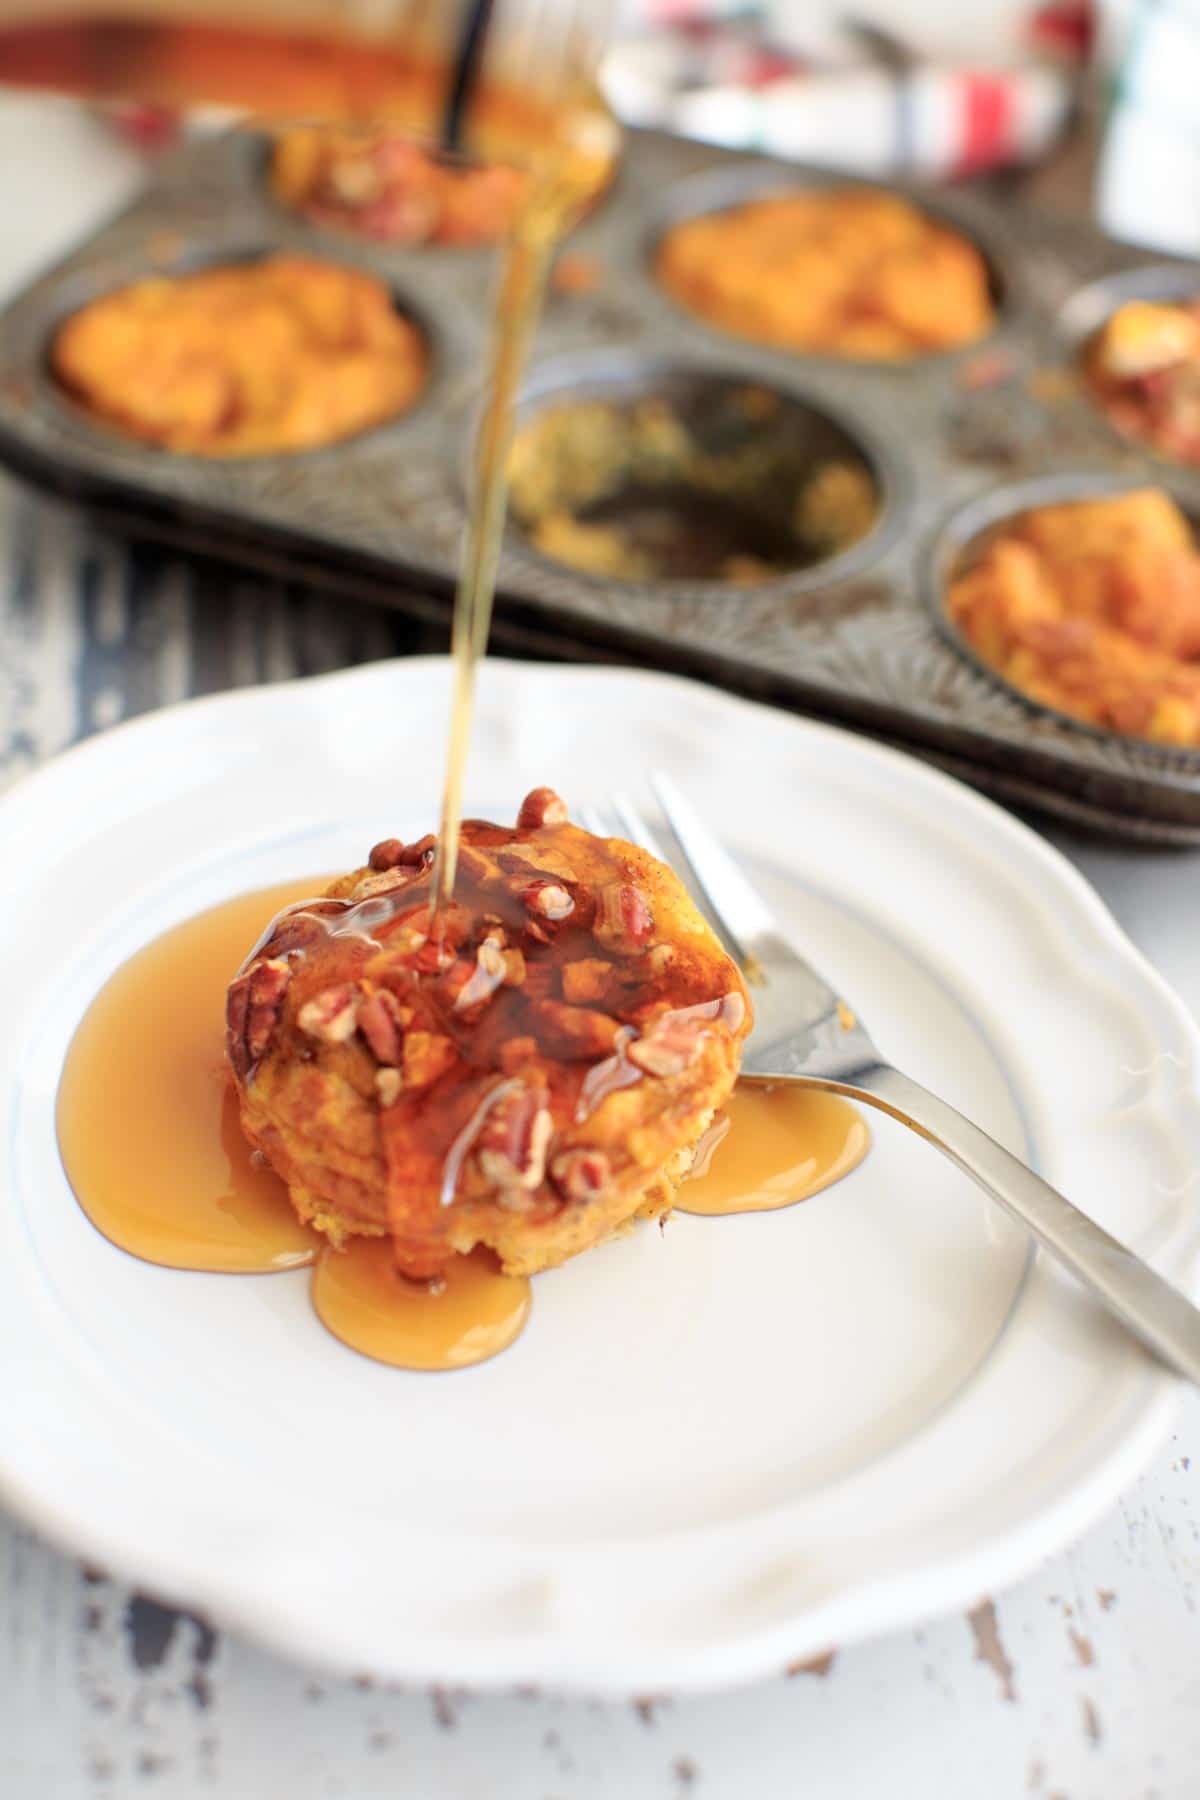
2 658 1198 1694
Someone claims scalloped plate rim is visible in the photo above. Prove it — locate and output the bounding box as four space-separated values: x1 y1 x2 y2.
0 657 1195 1695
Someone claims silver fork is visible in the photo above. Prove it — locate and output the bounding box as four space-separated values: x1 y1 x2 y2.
589 776 1200 1387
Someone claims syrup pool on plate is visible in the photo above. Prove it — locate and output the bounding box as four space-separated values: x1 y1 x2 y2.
56 880 868 1370
312 1238 530 1370
56 879 322 1275
678 1083 870 1216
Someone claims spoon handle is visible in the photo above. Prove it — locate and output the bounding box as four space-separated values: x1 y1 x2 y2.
849 1062 1200 1387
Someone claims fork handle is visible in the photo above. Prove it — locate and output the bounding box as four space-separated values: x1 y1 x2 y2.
852 1062 1200 1387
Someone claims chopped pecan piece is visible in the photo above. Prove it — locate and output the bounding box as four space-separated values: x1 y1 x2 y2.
550 1148 613 1205
368 837 406 871
627 1010 708 1077
455 844 499 886
516 786 569 830
399 833 437 866
259 907 336 962
519 879 574 922
561 957 612 1005
368 833 437 873
718 992 747 1033
226 957 291 1080
412 937 457 975
519 962 556 998
529 998 620 1061
351 868 411 902
387 923 429 959
358 989 407 1065
402 1031 457 1090
375 1067 403 1107
438 958 475 1007
297 983 360 1044
497 843 579 882
476 1082 552 1198
453 939 507 1012
501 948 526 987
498 1035 539 1074
594 882 653 951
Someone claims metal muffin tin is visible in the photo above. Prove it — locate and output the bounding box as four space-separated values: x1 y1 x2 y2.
3 125 1200 839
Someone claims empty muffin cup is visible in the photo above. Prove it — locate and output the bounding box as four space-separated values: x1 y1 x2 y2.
507 361 884 587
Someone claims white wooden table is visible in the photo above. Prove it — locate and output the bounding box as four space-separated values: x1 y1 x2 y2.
2 99 1198 1800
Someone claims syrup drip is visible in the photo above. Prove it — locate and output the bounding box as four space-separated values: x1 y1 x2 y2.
57 884 868 1370
678 1083 870 1216
312 1238 529 1370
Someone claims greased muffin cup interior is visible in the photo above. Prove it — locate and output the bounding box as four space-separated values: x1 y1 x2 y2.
45 246 438 462
928 470 1200 757
503 354 895 591
647 163 1007 367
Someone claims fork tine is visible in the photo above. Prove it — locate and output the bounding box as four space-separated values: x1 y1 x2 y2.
650 772 777 963
610 791 670 862
579 805 610 838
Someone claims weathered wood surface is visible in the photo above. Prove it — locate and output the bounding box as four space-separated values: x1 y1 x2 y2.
1 475 1198 1800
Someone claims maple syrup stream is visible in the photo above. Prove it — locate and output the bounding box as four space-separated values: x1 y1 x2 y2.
429 85 619 911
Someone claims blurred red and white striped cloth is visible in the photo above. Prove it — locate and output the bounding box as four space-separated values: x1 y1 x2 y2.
604 0 1093 178
106 1 1095 184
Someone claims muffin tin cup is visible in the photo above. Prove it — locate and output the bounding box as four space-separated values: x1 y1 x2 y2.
641 158 1016 376
38 240 448 469
252 126 617 259
4 124 1200 838
924 468 1200 763
500 350 903 595
1052 263 1200 506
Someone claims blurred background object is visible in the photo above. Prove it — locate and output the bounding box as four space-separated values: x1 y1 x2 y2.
1096 0 1200 256
0 2 1093 205
15 0 1200 254
604 0 1090 177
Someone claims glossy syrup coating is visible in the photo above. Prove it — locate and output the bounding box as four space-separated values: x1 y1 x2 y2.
226 789 751 1279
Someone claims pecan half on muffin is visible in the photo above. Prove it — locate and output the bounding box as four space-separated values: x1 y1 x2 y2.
226 788 751 1279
